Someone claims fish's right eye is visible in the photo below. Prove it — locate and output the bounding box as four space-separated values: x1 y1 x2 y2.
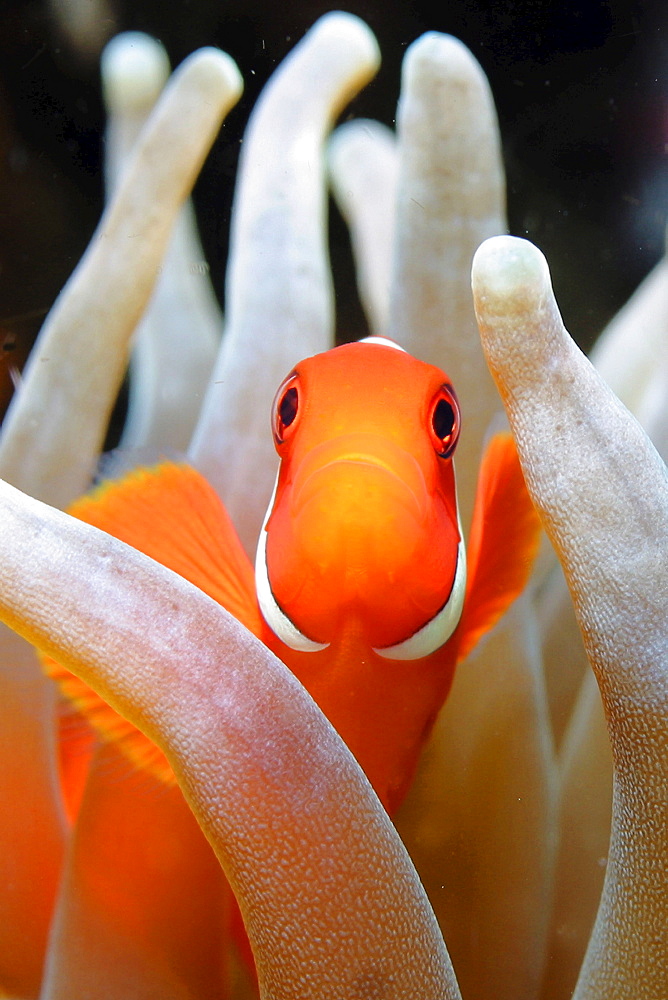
272 372 300 445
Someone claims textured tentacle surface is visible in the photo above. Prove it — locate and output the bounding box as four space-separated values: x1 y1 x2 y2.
473 235 668 1000
0 478 462 1000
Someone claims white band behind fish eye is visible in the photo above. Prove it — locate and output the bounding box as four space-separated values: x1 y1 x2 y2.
372 533 467 661
255 476 330 653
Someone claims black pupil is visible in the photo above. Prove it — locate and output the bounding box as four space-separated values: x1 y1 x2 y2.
433 397 455 441
279 386 298 429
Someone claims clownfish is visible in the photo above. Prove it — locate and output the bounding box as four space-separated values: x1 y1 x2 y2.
44 337 541 816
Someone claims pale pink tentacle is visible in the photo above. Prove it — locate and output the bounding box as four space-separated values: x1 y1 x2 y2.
388 33 506 527
473 235 668 1000
189 13 380 554
0 480 462 1000
0 48 241 509
397 595 558 1000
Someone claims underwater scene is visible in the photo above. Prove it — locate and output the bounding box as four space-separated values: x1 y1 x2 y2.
0 3 666 999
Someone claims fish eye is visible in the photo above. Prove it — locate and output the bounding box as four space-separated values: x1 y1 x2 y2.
429 383 460 459
272 372 300 444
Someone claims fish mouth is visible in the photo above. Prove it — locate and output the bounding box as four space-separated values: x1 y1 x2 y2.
290 433 429 527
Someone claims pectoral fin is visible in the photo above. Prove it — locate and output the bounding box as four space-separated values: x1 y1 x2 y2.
42 462 260 784
457 432 542 662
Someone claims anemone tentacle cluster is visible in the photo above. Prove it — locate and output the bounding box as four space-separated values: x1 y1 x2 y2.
0 13 665 1000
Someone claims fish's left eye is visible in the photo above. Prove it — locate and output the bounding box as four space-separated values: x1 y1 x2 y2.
272 372 300 445
429 384 460 458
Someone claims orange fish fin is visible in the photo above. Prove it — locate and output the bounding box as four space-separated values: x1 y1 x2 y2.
457 431 542 662
44 650 176 784
57 706 97 825
69 462 261 631
41 461 262 784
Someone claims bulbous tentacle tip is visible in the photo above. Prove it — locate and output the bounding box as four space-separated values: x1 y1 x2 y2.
471 236 565 384
177 47 244 106
101 32 171 113
472 236 551 313
310 11 381 75
404 30 489 84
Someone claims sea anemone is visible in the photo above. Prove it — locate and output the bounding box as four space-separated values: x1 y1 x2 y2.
0 13 665 1000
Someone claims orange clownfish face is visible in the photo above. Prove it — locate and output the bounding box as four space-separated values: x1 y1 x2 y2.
255 337 465 660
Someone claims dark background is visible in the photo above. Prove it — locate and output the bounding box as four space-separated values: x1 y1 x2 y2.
0 0 666 406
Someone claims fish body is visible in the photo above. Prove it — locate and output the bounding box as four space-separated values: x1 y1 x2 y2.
256 337 467 810
43 338 541 816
